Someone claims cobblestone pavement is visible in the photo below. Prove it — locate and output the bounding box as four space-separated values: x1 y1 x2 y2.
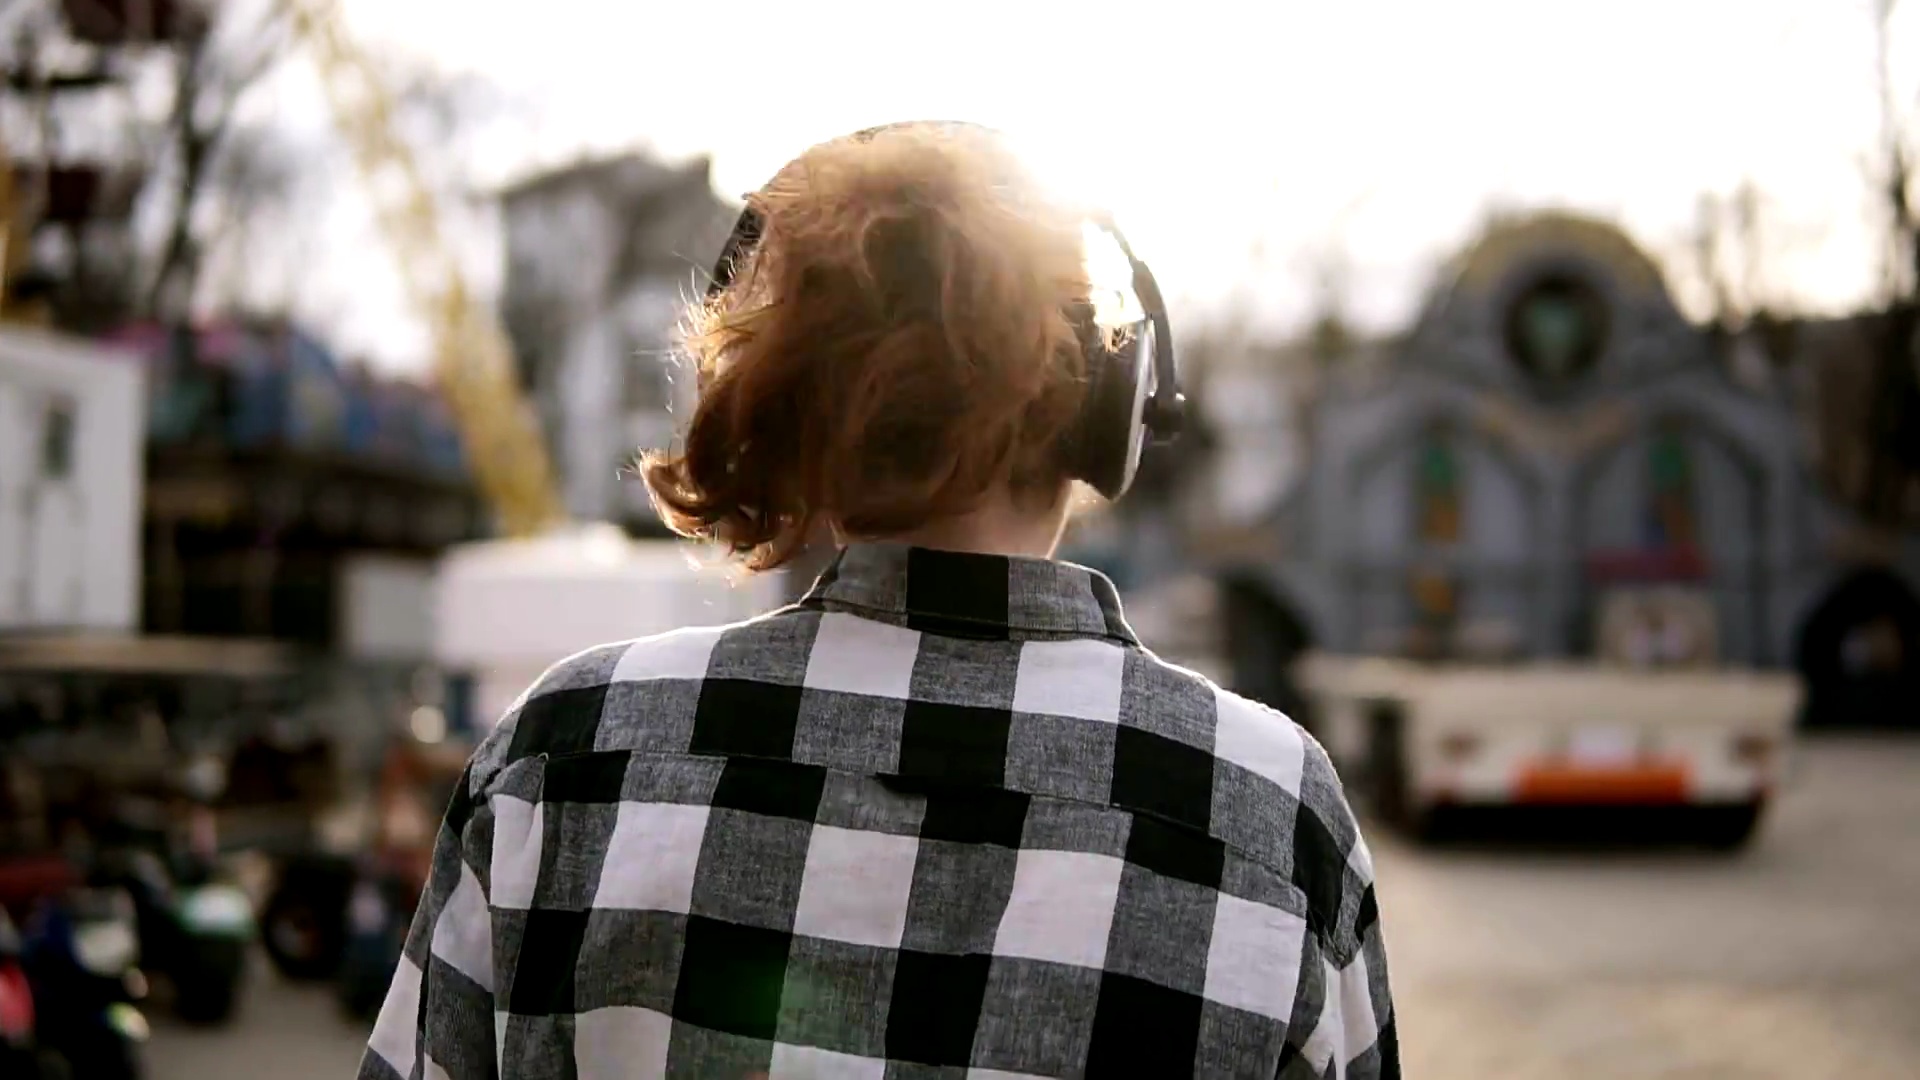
147 735 1920 1080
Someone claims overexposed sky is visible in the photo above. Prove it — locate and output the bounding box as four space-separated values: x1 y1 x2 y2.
255 0 1903 372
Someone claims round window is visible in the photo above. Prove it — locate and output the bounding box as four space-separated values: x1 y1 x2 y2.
1503 273 1610 385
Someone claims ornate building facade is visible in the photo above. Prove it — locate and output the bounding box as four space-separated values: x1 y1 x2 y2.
1217 213 1919 725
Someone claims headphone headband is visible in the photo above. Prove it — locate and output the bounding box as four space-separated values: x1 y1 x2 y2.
703 121 1185 492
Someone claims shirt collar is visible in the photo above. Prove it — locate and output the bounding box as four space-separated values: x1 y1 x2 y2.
800 542 1138 645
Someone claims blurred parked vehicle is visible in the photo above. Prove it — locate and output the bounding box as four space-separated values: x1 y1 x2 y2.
337 732 467 1019
19 885 149 1080
90 798 254 1025
0 634 326 1027
1128 566 1797 850
1302 578 1799 849
0 907 61 1079
260 728 468 1006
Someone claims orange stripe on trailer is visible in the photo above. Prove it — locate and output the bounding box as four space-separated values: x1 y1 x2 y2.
1514 763 1690 804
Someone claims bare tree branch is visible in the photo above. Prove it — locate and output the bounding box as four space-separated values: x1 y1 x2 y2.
1875 0 1918 302
7 0 516 339
143 0 294 319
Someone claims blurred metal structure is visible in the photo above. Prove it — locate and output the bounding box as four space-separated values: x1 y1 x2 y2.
1 0 163 329
55 0 204 45
0 159 34 325
282 0 565 538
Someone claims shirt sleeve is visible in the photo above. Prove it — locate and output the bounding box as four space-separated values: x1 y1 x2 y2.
358 761 501 1080
1330 887 1400 1079
1283 738 1401 1080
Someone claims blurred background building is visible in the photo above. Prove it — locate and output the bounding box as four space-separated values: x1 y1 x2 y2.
497 153 735 532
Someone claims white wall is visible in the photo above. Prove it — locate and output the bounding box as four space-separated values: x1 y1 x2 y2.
0 327 146 632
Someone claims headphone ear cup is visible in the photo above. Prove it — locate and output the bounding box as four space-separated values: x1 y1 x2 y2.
1067 320 1153 500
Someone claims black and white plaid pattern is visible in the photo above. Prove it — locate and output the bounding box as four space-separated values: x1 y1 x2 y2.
360 543 1397 1079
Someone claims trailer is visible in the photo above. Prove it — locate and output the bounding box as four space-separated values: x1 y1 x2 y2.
1301 653 1798 847
1122 568 1801 849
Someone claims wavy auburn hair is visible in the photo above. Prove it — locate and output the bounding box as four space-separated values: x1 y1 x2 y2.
638 123 1097 572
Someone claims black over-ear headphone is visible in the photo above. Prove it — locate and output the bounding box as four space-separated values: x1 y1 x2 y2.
704 120 1185 502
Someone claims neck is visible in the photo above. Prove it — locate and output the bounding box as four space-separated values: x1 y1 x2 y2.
855 489 1071 561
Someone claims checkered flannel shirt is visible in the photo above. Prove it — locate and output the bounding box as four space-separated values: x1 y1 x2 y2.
360 543 1397 1079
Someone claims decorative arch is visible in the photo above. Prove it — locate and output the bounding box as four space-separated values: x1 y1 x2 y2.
1573 406 1771 660
1346 402 1548 545
1344 402 1547 657
1411 211 1698 392
1574 406 1769 539
1452 211 1669 299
